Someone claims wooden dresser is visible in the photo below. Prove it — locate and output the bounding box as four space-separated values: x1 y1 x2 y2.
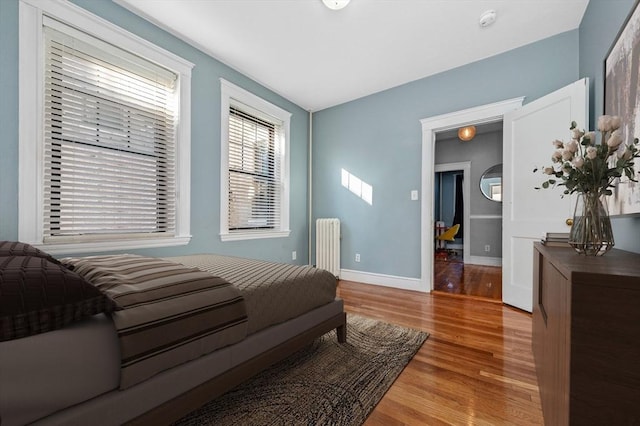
532 242 640 425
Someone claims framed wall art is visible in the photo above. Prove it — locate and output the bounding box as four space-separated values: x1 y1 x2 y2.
604 0 640 216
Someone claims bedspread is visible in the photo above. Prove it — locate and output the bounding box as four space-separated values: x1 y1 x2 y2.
165 254 337 334
62 254 248 389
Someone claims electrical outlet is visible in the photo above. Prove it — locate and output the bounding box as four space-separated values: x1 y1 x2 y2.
410 190 419 201
292 251 297 260
355 253 361 262
484 245 491 252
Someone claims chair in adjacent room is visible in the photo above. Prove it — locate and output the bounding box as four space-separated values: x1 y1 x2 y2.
435 223 460 260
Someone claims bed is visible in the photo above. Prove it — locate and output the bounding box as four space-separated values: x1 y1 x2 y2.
0 242 346 426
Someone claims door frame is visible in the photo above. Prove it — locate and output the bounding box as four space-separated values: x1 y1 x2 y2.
420 97 524 292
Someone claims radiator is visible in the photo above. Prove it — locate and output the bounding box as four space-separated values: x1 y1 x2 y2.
316 218 341 277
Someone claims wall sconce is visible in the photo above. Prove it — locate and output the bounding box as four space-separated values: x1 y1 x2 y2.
322 0 350 10
458 126 476 141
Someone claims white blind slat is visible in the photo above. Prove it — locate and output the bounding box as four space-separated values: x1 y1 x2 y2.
44 17 177 86
227 106 282 231
43 20 178 239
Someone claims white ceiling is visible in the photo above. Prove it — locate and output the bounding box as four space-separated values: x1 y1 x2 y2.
115 0 590 112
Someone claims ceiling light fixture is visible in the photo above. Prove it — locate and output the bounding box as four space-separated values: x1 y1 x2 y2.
479 10 497 28
458 126 477 141
322 0 350 10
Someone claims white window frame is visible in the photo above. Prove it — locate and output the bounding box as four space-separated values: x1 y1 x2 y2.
220 79 291 241
18 0 194 255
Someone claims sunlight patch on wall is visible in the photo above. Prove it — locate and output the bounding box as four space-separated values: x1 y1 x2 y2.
341 168 373 205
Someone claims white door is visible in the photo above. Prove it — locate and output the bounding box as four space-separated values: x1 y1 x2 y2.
503 78 588 312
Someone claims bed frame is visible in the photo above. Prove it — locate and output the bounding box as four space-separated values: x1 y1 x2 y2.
127 312 346 425
23 306 346 426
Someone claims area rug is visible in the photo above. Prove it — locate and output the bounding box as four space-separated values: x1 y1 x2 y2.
174 315 429 426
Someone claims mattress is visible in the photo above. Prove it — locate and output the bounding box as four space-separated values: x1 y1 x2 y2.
0 313 120 426
165 254 338 334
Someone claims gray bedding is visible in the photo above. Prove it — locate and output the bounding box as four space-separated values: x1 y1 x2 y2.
63 254 249 389
0 313 120 426
165 254 338 334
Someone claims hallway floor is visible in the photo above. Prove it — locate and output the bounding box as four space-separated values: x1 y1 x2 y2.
433 253 502 301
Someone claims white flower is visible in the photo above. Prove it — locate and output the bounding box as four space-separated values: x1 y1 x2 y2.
537 116 638 198
583 132 596 145
573 156 584 169
610 116 622 130
618 148 633 161
566 140 579 153
598 115 613 132
606 129 623 150
572 128 585 140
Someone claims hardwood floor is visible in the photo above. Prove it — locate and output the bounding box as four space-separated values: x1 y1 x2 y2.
433 258 502 301
337 280 543 425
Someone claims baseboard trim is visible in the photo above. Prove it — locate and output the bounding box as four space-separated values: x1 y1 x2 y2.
467 256 502 267
340 269 427 293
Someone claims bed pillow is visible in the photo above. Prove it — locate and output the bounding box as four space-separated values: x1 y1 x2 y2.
0 255 115 341
0 240 62 265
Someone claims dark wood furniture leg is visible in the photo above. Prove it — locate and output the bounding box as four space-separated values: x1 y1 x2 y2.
336 312 347 343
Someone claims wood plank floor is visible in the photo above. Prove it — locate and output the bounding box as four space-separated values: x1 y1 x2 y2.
433 259 502 301
337 280 543 425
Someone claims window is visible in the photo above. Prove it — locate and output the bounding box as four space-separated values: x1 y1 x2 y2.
19 0 193 254
220 79 291 241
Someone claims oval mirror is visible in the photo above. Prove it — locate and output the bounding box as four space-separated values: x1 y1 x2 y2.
480 164 502 202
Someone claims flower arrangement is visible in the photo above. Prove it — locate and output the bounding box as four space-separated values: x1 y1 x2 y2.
535 115 639 256
535 115 639 197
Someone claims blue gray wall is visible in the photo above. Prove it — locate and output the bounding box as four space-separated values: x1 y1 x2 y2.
312 30 580 279
312 0 640 279
579 0 640 252
0 0 311 263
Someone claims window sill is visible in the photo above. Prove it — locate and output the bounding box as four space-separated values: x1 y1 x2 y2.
31 235 192 256
220 230 291 242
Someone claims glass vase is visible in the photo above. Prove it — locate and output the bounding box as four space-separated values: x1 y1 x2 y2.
568 192 614 256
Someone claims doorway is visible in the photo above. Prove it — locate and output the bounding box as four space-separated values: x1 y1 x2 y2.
434 170 464 257
419 97 525 296
420 79 587 310
432 127 503 301
433 162 470 264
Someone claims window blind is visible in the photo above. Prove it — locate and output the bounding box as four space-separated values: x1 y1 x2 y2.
228 105 282 231
43 22 178 242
